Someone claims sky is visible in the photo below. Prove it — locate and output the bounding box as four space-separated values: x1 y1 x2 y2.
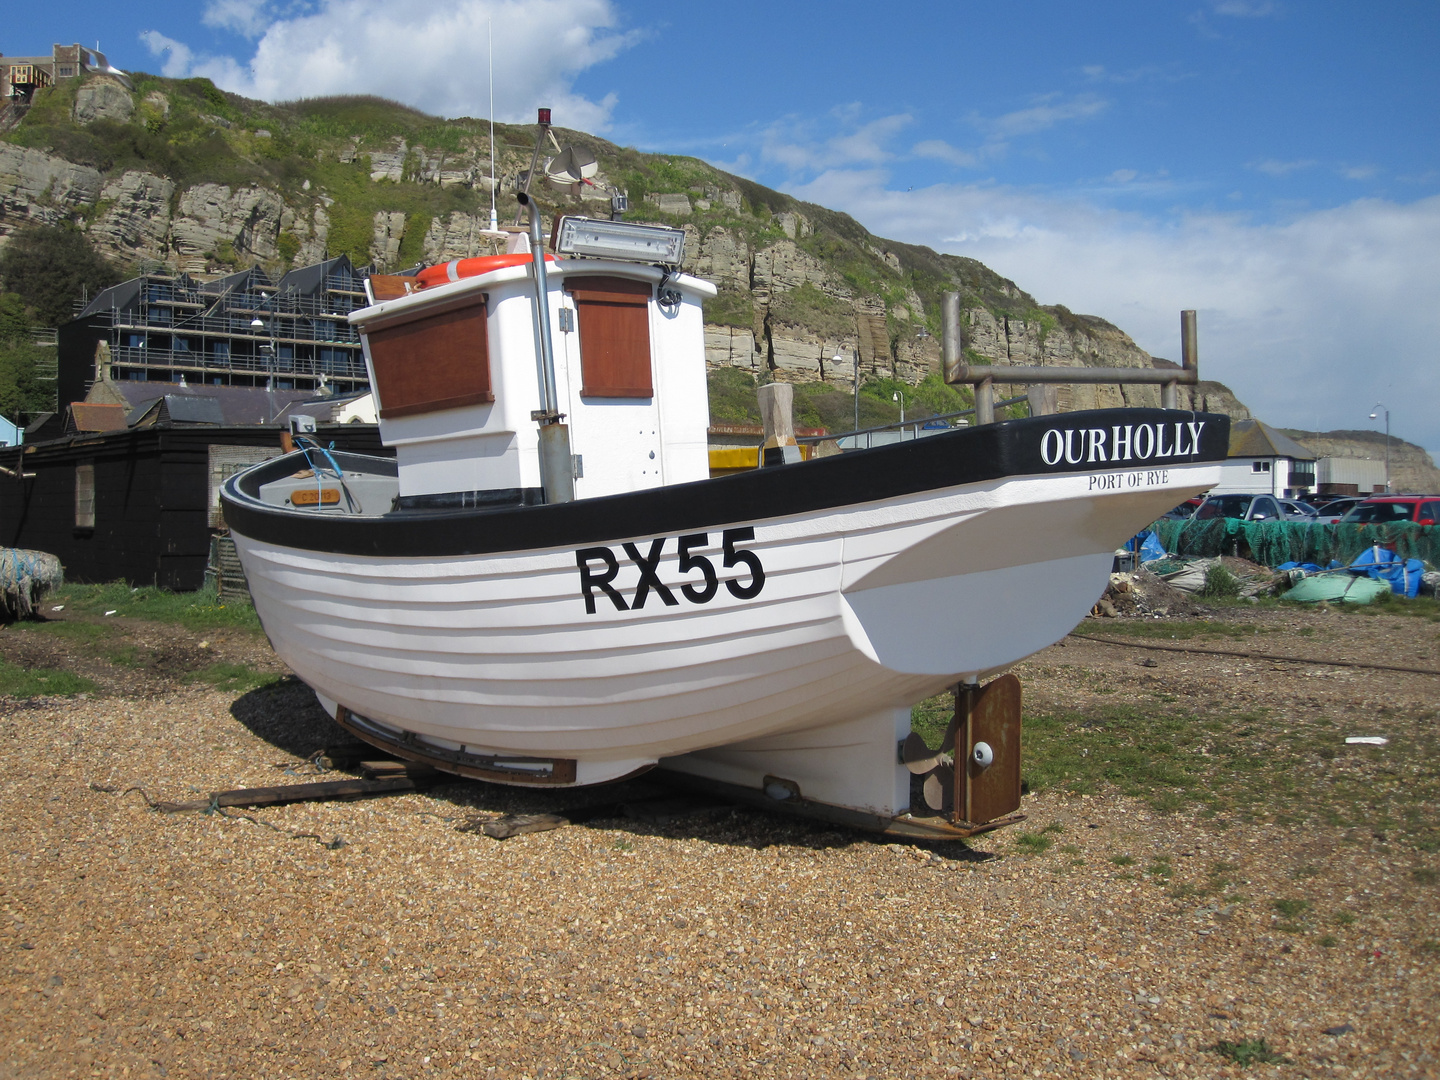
10 1 1440 455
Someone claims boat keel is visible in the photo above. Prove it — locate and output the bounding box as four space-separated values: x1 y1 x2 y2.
661 674 1026 839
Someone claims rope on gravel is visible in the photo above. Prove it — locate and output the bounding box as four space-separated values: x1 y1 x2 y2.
1071 633 1440 677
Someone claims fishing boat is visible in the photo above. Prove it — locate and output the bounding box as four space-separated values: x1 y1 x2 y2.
222 203 1229 837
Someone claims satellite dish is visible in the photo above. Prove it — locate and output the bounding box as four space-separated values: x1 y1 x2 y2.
545 145 599 189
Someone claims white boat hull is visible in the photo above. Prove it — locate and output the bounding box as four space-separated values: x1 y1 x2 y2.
233 461 1216 790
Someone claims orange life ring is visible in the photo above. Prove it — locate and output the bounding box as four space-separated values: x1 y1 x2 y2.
413 252 558 289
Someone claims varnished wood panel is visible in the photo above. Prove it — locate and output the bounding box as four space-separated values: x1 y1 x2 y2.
565 276 653 399
368 275 421 301
367 301 494 419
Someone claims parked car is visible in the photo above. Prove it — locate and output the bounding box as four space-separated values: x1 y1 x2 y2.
1278 498 1319 520
1160 497 1204 520
1192 493 1285 521
1338 495 1440 526
1311 496 1366 524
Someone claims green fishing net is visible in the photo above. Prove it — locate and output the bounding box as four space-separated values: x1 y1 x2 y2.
1150 519 1439 568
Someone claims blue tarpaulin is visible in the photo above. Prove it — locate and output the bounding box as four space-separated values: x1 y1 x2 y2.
1350 545 1424 597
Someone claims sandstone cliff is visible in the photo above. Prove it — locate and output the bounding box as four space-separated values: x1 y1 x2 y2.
1286 430 1440 495
0 73 1258 423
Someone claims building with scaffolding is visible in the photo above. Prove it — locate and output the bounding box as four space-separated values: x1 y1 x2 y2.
57 257 374 410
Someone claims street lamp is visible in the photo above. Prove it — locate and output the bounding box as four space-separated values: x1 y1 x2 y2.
251 316 276 387
836 349 860 435
1369 402 1390 492
893 390 905 425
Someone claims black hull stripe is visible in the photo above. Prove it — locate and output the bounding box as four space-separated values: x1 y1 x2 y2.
221 408 1229 558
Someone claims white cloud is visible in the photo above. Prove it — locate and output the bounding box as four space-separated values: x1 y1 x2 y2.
788 169 1440 457
758 110 914 175
1212 0 1279 16
1252 158 1316 176
141 0 633 127
203 0 276 39
980 93 1108 139
1108 169 1138 183
139 31 197 78
1340 164 1379 180
913 139 980 169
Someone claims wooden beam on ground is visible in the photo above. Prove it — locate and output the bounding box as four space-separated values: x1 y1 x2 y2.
155 777 420 812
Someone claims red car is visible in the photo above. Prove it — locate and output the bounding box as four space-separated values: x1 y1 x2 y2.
1339 496 1440 526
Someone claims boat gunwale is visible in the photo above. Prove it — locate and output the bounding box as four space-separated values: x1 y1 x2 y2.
221 407 1229 559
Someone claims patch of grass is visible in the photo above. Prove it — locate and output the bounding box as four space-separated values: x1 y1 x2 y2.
1413 868 1438 885
1272 897 1311 931
1110 854 1135 867
0 659 98 698
1319 934 1338 947
1021 696 1440 850
1146 857 1173 882
9 619 107 642
45 582 262 634
1058 843 1081 855
909 693 954 748
104 645 144 667
1212 1038 1290 1067
1014 832 1054 855
183 663 282 695
1272 898 1310 918
1199 563 1242 599
1069 620 1270 641
1419 940 1440 955
707 367 762 426
1333 910 1357 927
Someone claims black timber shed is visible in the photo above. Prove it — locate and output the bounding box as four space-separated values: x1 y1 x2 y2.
0 424 387 590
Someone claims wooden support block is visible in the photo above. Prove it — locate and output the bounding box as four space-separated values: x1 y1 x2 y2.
359 760 441 782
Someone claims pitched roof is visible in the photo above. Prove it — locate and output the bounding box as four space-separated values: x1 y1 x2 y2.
103 381 318 426
1228 419 1315 462
67 403 129 433
129 395 227 426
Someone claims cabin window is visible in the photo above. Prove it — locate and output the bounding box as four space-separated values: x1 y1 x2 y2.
1251 460 1271 473
75 463 95 529
366 299 493 419
565 277 654 398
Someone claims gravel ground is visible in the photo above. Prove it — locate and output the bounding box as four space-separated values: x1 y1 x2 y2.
1 603 1437 1079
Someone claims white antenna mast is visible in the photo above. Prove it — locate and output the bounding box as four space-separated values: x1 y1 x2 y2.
488 18 498 233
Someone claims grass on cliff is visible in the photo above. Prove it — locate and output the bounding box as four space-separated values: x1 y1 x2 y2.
7 73 1087 337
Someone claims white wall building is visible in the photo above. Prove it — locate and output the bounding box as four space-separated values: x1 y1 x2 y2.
1213 420 1316 498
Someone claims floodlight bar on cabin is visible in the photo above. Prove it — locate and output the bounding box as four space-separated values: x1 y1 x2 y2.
554 216 686 267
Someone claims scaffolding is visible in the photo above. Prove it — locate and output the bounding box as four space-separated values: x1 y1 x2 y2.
78 258 374 394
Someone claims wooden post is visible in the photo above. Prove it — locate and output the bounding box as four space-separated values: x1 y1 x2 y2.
1026 385 1058 416
758 382 801 466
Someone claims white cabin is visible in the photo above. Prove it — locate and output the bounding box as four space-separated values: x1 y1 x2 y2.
350 249 716 506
